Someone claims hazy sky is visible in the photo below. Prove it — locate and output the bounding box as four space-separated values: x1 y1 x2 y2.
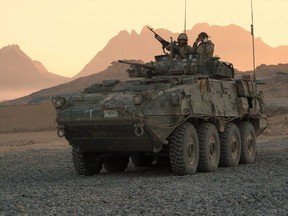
1 0 287 77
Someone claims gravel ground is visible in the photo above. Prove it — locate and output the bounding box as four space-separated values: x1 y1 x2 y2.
0 138 287 216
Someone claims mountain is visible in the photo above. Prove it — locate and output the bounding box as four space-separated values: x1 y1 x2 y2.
0 45 70 100
1 61 130 105
73 23 288 78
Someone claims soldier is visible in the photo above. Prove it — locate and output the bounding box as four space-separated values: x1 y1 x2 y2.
165 33 193 59
192 32 214 62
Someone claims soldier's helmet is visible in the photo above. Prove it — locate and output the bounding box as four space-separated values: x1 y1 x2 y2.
198 32 209 39
177 33 188 41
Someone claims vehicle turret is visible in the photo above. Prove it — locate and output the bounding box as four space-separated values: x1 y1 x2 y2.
118 54 234 80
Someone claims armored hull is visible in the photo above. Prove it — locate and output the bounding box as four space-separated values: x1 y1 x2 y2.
52 56 267 175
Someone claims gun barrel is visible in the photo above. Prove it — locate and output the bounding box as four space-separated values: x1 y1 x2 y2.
147 26 155 34
118 60 153 69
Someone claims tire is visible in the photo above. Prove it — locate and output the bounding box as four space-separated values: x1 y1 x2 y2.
131 153 154 167
104 155 129 172
72 146 103 176
197 123 220 172
219 123 241 167
239 122 256 163
169 122 199 175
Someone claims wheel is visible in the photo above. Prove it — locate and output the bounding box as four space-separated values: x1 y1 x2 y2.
131 153 154 167
219 123 241 167
72 146 103 176
239 122 256 163
197 123 220 172
169 122 199 175
104 155 129 172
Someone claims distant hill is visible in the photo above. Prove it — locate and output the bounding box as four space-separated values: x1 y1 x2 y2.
1 61 287 106
249 64 288 98
73 23 288 79
1 61 130 105
234 63 288 98
0 45 70 101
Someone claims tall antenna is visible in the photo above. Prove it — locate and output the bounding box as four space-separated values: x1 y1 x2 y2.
250 0 256 81
184 0 187 33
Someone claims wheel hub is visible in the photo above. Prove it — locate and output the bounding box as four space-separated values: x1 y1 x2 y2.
186 135 196 165
208 137 217 161
230 137 239 159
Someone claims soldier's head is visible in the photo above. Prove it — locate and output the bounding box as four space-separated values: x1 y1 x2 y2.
197 32 209 42
177 33 188 45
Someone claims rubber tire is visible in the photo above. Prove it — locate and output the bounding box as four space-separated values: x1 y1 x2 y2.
72 146 103 176
131 153 154 167
239 122 256 163
197 123 220 172
169 122 199 175
104 155 129 172
219 123 241 167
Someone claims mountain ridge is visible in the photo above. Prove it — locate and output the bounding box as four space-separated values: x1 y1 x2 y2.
73 23 288 78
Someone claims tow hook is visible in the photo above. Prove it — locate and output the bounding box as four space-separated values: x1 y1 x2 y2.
57 126 65 138
134 123 144 136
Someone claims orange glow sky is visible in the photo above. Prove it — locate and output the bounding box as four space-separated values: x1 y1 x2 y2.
1 0 287 77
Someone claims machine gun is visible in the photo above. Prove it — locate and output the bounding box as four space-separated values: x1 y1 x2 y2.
148 26 182 57
147 26 170 49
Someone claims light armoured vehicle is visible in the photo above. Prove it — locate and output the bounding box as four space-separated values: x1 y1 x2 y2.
52 38 267 176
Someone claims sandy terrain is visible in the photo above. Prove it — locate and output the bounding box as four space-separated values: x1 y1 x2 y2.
0 130 67 155
0 101 56 132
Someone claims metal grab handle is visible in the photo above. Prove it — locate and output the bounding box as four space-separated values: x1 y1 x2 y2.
134 127 144 136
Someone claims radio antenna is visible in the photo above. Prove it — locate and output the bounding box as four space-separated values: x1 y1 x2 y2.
184 0 187 33
250 0 256 81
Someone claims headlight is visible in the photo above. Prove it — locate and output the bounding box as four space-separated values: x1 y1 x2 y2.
134 95 143 105
52 96 66 109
